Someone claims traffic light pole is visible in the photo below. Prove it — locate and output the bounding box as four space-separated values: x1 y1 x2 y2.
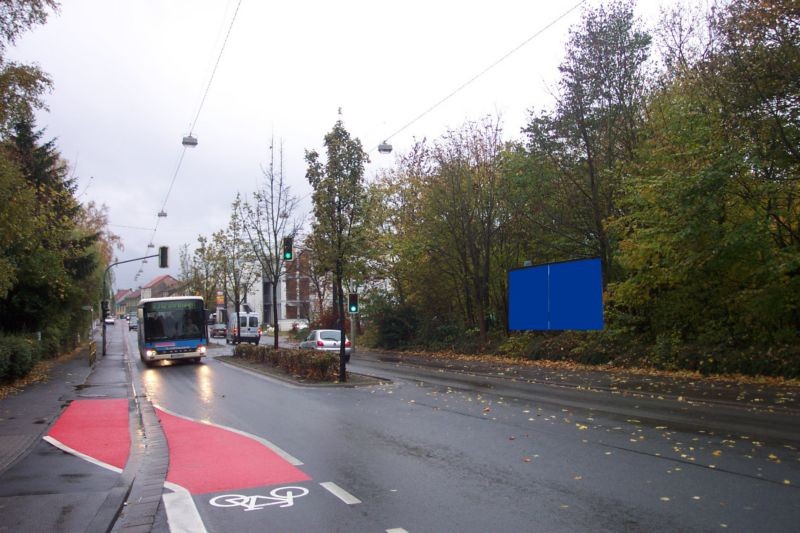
101 252 161 356
348 293 358 358
350 312 356 357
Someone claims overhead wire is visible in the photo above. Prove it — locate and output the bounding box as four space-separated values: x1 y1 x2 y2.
296 0 589 210
138 0 244 278
187 0 243 137
371 0 589 152
137 0 587 278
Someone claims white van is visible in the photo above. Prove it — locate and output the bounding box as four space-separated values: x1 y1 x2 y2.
226 312 261 344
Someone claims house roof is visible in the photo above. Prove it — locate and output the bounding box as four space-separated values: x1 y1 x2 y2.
114 289 131 303
123 289 141 301
142 275 179 289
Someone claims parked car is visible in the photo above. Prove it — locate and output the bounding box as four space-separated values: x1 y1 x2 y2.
209 323 227 338
104 316 115 325
226 312 261 344
128 316 138 331
299 329 351 362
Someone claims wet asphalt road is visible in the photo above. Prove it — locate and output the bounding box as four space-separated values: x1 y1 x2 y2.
128 331 799 532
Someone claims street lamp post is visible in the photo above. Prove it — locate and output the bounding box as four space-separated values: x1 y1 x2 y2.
102 247 168 356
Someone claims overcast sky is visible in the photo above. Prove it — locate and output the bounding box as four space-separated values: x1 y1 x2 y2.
9 0 676 292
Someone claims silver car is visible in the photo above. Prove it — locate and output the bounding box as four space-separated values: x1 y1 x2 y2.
299 329 351 361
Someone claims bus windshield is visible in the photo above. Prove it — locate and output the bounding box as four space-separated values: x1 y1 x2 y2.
142 299 205 342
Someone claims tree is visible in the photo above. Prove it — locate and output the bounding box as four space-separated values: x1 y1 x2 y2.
213 197 260 343
242 139 302 348
0 1 104 358
414 118 506 344
76 200 121 326
611 0 800 350
305 119 369 381
0 119 82 331
0 1 58 137
523 0 652 287
0 149 35 298
179 235 219 305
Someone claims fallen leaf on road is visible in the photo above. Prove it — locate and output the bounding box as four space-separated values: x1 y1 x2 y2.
712 450 722 457
660 497 670 502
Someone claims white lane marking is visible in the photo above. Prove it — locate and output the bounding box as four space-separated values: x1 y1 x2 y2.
387 529 409 533
42 435 123 474
320 481 362 505
163 482 208 533
153 404 304 466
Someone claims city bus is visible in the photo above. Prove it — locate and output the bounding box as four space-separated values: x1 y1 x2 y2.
137 296 207 367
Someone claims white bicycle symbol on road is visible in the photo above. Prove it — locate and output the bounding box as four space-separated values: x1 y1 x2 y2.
209 486 309 511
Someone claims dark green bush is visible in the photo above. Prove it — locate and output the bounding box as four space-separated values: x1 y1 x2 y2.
373 304 419 349
0 335 39 381
0 341 9 380
39 325 63 360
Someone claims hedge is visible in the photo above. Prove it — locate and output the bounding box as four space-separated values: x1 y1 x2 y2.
233 344 339 381
0 335 40 381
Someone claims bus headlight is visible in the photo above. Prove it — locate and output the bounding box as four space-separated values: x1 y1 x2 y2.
198 345 207 355
145 349 156 358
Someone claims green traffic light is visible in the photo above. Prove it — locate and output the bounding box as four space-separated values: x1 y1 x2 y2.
282 236 293 261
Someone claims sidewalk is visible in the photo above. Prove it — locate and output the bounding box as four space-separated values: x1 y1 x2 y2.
353 347 800 412
0 326 139 532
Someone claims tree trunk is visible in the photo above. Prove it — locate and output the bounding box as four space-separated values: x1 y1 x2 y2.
336 263 347 382
272 279 279 349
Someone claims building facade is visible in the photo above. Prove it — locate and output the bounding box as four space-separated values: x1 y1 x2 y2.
245 249 321 330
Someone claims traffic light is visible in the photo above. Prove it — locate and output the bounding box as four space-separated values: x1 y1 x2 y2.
101 300 109 320
283 237 293 261
348 293 359 313
159 246 168 268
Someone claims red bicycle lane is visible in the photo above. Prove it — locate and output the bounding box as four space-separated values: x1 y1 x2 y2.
46 399 309 493
46 399 380 533
45 398 130 472
155 406 310 494
46 399 384 533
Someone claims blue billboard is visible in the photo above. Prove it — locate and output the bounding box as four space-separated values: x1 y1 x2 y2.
508 257 604 331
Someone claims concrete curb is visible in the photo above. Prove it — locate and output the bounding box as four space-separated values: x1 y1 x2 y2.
109 326 170 532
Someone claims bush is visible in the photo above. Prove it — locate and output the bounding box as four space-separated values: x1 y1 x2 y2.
292 327 310 341
233 344 338 381
373 304 418 349
0 335 39 381
39 325 63 360
0 342 9 380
